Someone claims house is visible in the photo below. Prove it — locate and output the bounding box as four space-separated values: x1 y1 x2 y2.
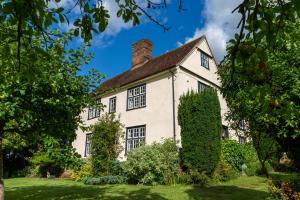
73 36 243 159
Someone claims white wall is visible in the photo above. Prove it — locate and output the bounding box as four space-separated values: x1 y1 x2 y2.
73 71 175 159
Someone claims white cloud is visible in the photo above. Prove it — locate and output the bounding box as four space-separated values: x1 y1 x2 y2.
178 0 242 63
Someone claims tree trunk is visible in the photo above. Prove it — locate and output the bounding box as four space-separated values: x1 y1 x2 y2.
0 122 4 200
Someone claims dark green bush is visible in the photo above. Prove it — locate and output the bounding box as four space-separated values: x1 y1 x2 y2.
90 113 124 176
123 139 179 185
82 175 128 185
178 90 221 175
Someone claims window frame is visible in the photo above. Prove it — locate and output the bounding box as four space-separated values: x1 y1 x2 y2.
222 125 229 140
127 84 146 111
200 51 210 70
87 99 101 120
198 81 210 92
84 133 92 157
125 125 146 155
109 96 117 113
238 136 246 144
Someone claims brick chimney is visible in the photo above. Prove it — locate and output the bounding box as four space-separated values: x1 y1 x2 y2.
132 39 152 69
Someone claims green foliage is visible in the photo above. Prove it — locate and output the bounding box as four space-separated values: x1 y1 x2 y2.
123 139 179 185
221 140 261 176
0 30 104 143
213 159 238 182
178 90 221 175
71 159 93 181
218 3 300 170
82 176 128 185
90 113 124 176
31 136 82 177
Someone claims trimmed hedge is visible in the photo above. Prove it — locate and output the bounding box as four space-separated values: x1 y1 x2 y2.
178 89 222 175
82 175 128 185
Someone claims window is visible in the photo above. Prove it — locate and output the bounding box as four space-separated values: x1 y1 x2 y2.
88 99 100 120
85 133 92 157
222 125 229 139
201 51 209 69
198 81 210 92
238 136 246 144
109 97 116 113
126 125 146 153
239 120 247 131
127 84 146 110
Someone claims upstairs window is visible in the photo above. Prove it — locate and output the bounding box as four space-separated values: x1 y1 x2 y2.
126 125 145 154
85 133 92 157
109 97 116 113
127 84 146 110
198 81 210 92
88 99 101 120
201 51 209 69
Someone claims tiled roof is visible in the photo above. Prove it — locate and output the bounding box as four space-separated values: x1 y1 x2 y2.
99 36 203 92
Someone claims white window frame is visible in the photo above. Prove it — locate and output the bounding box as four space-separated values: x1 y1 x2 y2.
127 84 146 110
88 99 101 120
85 133 92 157
126 125 146 154
109 97 116 113
201 51 209 69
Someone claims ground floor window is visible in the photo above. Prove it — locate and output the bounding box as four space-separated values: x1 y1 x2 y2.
126 125 145 154
85 133 92 157
222 125 229 139
238 135 246 144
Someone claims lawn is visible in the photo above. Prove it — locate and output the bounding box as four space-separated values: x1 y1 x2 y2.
5 176 270 200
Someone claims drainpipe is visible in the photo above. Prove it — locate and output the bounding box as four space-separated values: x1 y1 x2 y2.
170 70 176 142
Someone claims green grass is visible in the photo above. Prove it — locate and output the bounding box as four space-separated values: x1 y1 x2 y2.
5 176 270 200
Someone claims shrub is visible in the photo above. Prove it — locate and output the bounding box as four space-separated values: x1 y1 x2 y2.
90 113 124 176
82 176 128 185
212 159 238 182
71 159 93 181
123 139 179 185
178 90 221 175
31 136 82 177
268 179 300 200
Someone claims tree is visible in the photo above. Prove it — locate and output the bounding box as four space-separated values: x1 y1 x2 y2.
90 113 124 176
178 89 222 175
0 0 187 70
0 29 103 198
218 0 300 172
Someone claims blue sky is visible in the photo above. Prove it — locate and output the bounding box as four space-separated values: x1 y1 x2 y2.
55 0 241 81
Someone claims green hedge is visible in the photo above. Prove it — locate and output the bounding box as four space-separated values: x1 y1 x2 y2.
178 89 221 175
82 176 128 185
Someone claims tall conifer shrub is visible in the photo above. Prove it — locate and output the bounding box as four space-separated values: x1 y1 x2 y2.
178 89 221 175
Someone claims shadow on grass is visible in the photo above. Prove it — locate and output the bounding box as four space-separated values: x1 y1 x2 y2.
185 185 269 200
6 185 168 200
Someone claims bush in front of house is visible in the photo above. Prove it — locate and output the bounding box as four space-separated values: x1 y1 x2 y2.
71 159 93 181
123 139 179 185
220 139 265 177
90 113 124 176
212 158 238 182
82 175 128 185
31 136 82 177
178 89 222 176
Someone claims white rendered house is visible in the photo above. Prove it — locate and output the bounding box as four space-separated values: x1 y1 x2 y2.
73 36 243 159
